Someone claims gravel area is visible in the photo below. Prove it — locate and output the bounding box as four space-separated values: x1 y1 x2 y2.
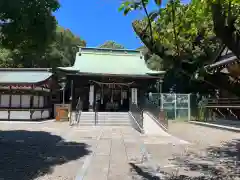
158 121 240 179
168 121 239 147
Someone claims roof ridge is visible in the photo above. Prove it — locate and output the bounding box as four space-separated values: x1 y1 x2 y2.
0 68 51 72
79 47 141 54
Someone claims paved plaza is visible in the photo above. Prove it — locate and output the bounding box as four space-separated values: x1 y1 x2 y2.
0 121 238 180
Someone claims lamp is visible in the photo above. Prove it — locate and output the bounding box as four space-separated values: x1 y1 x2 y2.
59 77 66 105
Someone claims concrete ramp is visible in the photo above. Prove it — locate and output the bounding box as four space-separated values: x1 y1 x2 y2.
143 112 170 136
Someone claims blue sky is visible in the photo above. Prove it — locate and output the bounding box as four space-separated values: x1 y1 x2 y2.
54 0 190 49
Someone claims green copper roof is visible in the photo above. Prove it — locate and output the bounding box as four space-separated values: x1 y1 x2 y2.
58 47 165 76
0 68 52 84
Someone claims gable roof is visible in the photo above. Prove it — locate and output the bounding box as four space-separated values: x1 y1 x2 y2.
58 47 165 77
0 68 52 84
206 46 238 69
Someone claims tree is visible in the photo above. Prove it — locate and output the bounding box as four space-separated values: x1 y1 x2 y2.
0 26 86 68
99 41 125 49
207 0 240 58
119 0 224 94
0 0 60 51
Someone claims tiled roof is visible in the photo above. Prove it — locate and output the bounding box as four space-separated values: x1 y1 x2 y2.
0 68 52 84
58 47 165 76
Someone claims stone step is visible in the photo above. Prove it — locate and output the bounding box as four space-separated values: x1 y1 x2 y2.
71 112 131 126
73 119 131 121
79 117 131 120
77 118 131 122
78 122 131 126
80 116 130 119
80 115 130 118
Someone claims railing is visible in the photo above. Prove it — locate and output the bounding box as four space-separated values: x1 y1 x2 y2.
129 103 143 132
206 98 240 107
144 100 168 130
94 101 99 126
70 97 81 126
194 97 240 122
76 97 82 124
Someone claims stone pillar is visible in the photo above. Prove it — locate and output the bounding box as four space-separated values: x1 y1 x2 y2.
134 88 138 104
89 85 94 111
159 79 163 107
131 88 138 104
131 88 134 104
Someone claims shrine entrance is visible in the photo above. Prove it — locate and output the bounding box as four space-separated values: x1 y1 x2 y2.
92 80 132 112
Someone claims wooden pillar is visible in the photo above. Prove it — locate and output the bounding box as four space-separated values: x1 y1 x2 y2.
159 79 163 93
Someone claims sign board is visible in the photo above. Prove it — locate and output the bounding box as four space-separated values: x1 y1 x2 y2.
55 104 70 121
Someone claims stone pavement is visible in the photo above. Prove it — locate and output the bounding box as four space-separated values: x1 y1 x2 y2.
0 121 189 180
0 121 238 179
74 126 188 180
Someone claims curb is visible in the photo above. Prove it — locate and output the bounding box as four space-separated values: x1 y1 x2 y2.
189 121 240 133
0 119 55 124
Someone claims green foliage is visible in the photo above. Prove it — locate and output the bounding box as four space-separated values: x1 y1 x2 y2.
0 26 86 68
0 0 60 51
98 41 125 49
119 0 227 94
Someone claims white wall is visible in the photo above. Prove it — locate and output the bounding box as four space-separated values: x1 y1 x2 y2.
0 94 45 108
0 95 10 107
21 95 31 108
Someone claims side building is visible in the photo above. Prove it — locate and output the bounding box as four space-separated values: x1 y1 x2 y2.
0 68 54 121
204 46 240 120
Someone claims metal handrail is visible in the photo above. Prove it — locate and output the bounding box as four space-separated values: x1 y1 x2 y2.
75 97 82 125
207 98 240 105
94 101 98 126
207 97 240 100
130 103 143 128
129 103 143 132
70 97 81 126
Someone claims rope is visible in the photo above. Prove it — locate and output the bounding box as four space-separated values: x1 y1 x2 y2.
90 80 134 87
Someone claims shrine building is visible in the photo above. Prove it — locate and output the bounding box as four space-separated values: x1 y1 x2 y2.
57 47 165 112
0 47 165 121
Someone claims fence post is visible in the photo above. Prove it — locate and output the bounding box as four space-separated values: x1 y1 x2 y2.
161 93 163 110
174 94 177 120
188 94 191 121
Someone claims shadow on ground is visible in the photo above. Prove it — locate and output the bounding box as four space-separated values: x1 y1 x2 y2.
171 138 240 179
0 130 90 180
129 163 160 180
130 139 239 179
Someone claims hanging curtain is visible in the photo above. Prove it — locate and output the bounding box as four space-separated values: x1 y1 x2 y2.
111 83 114 102
120 87 123 105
